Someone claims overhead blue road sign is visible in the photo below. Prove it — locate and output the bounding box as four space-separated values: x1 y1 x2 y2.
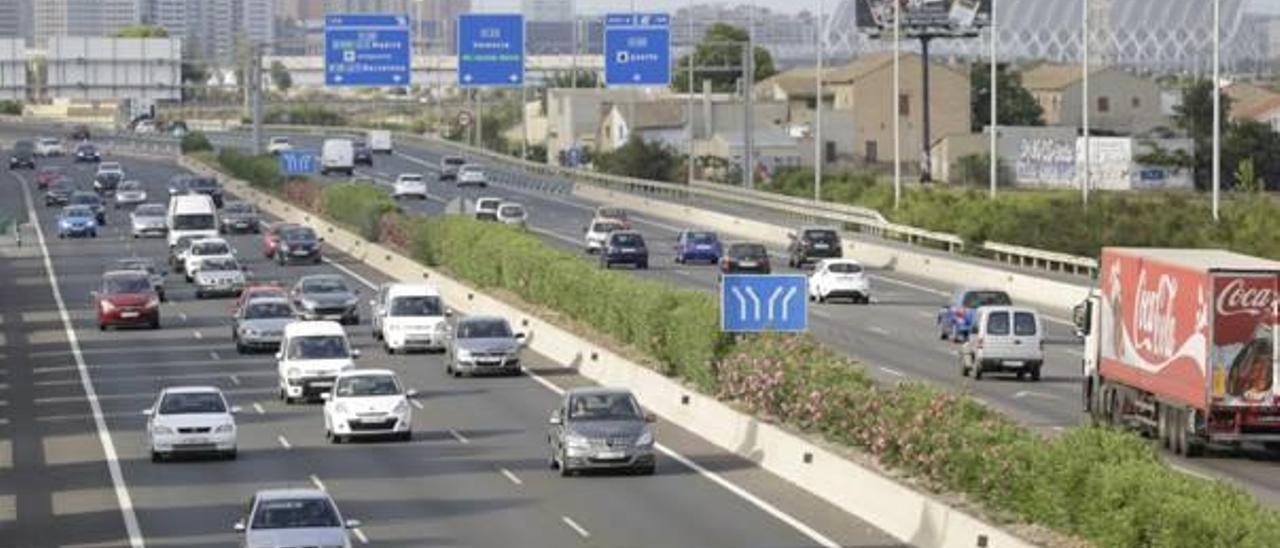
721 275 808 333
604 12 672 86
458 14 525 88
278 150 317 175
325 13 411 87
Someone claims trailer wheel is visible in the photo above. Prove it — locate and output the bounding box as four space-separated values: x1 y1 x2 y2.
1157 405 1172 450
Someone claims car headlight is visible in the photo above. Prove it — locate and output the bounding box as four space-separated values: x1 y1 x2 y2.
455 348 472 361
636 431 654 447
286 367 301 379
214 423 235 433
151 425 174 435
100 300 116 312
333 403 349 415
565 434 591 450
241 326 260 337
393 400 410 415
145 296 160 309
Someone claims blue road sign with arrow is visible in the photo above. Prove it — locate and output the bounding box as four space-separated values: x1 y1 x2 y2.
458 14 525 88
278 150 317 175
720 275 808 333
324 14 411 87
604 13 672 86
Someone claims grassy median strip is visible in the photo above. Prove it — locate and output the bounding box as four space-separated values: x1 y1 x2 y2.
203 150 1280 548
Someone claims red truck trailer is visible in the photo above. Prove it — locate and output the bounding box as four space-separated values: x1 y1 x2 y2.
1075 248 1280 456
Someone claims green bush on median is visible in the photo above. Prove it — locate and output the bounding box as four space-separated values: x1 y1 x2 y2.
319 183 398 242
179 131 213 154
216 149 283 192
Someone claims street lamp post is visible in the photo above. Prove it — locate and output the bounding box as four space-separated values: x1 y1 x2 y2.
1212 0 1221 222
893 0 901 210
989 0 998 199
814 0 824 201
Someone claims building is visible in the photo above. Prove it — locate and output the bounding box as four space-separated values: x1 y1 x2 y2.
546 88 654 166
755 67 835 132
325 0 411 13
0 0 30 44
1227 83 1280 132
277 0 326 20
35 0 143 48
522 0 572 23
0 38 25 100
44 37 182 101
147 0 274 66
1021 64 1166 135
596 100 688 152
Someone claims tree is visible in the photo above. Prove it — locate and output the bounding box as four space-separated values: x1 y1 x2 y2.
673 24 777 93
1223 119 1280 190
970 63 1044 132
1174 79 1232 189
545 70 599 89
114 26 169 38
593 136 684 183
270 61 293 94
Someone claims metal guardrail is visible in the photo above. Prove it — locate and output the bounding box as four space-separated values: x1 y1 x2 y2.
982 241 1099 276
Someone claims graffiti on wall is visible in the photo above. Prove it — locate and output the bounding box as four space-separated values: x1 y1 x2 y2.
1015 137 1077 186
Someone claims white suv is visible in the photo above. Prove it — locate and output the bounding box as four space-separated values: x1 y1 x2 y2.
457 165 487 188
35 137 63 157
143 386 238 461
182 237 235 281
323 369 416 443
277 321 359 403
959 306 1045 381
473 197 502 221
392 173 427 200
370 283 450 354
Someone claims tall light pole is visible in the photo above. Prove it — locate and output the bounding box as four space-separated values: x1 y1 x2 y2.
686 0 696 183
814 0 824 201
1212 0 1221 222
1081 0 1090 209
989 0 998 198
744 0 756 190
893 0 901 210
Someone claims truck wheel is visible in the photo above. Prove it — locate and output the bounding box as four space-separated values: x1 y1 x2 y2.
959 353 971 377
973 362 984 380
1030 364 1042 382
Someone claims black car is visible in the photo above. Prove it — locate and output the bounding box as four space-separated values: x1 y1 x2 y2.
601 231 649 269
275 226 322 265
185 177 223 208
9 140 36 169
74 143 101 163
93 172 123 195
68 191 107 224
44 180 77 206
219 201 261 234
354 144 374 167
720 242 772 275
786 227 843 268
69 125 91 141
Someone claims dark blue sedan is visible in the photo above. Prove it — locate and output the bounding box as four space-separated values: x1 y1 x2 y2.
674 230 722 265
601 231 649 270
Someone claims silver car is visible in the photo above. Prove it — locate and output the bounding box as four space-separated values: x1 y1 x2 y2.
219 201 261 234
130 203 168 238
108 257 167 302
192 256 246 299
235 489 360 548
548 387 656 476
114 180 147 209
445 316 525 377
292 275 361 325
232 297 294 353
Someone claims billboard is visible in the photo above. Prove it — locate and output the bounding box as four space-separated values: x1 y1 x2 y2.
855 0 993 31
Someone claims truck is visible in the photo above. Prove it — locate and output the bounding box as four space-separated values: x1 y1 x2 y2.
1075 248 1280 457
367 130 393 154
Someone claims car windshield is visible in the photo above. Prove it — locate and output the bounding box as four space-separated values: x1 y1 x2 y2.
245 302 292 319
611 233 644 247
499 205 524 217
458 319 511 339
598 208 627 219
192 242 230 255
687 232 717 244
158 392 226 414
282 229 315 242
828 262 863 274
390 296 442 317
303 278 347 294
201 258 238 272
399 175 423 183
188 178 217 190
962 291 1012 308
730 244 767 258
78 145 96 153
112 260 154 274
101 163 121 171
568 393 642 421
223 203 254 214
64 207 94 219
592 222 622 233
271 137 289 144
444 157 465 166
135 204 166 217
50 182 75 192
288 335 349 359
104 275 151 294
805 229 838 242
14 141 32 151
251 498 341 530
173 214 215 230
118 181 141 191
335 375 401 397
461 166 481 174
70 194 101 206
40 138 58 145
477 199 501 210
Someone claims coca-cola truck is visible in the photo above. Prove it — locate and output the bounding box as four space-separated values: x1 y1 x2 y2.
1074 248 1280 456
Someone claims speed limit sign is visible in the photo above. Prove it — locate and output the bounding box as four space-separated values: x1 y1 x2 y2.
456 110 474 128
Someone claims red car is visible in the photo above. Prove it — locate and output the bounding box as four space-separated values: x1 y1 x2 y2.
261 222 299 259
35 166 64 190
95 271 161 330
231 283 289 314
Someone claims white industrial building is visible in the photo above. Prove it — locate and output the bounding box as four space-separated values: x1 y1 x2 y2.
44 37 182 101
0 39 25 100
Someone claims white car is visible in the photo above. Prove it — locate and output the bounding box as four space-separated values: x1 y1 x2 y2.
182 237 235 281
277 321 359 404
114 180 147 209
35 137 63 157
267 136 293 155
808 258 871 304
473 197 502 221
392 173 427 200
96 161 125 180
496 202 527 227
370 283 450 353
457 165 487 188
584 218 625 253
959 306 1045 381
236 489 361 547
323 369 416 443
130 203 168 238
143 386 238 461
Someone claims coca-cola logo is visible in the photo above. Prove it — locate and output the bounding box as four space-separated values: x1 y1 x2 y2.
1216 278 1277 318
1133 269 1178 360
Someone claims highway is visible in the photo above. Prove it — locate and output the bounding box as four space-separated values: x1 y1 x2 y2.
0 153 900 546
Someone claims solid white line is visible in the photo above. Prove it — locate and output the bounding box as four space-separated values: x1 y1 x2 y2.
409 399 424 410
228 375 240 386
879 367 905 378
277 435 292 450
448 428 469 444
178 312 188 322
253 403 265 414
654 443 841 548
353 528 370 544
210 351 220 360
310 474 327 492
528 226 585 248
560 516 590 539
1171 463 1215 481
16 172 146 547
866 326 890 336
192 331 203 340
322 257 378 290
525 369 567 395
499 467 523 486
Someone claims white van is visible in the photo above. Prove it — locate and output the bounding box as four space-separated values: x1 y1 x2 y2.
370 283 451 354
320 138 355 176
367 130 393 154
167 194 218 248
959 306 1045 381
277 321 359 403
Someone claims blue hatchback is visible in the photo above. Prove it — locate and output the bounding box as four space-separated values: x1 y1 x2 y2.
937 288 1012 342
602 231 649 269
58 205 99 238
674 230 722 264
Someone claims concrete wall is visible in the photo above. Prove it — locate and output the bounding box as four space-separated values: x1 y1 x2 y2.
0 39 25 101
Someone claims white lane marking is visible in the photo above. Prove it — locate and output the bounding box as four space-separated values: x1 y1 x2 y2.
210 351 220 360
192 331 203 340
528 226 586 248
560 516 590 539
811 308 834 320
866 326 890 336
525 369 566 395
1013 390 1060 401
1170 464 1215 481
253 403 265 415
322 258 378 290
409 399 424 410
499 467 523 486
448 428 470 444
868 274 948 297
178 312 188 322
353 528 370 544
16 172 146 548
310 474 328 492
879 367 905 378
277 435 292 450
228 375 240 386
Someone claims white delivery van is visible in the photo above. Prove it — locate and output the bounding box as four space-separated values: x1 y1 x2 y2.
370 283 451 353
367 130 393 154
277 321 359 403
959 306 1045 381
167 194 219 248
320 138 355 176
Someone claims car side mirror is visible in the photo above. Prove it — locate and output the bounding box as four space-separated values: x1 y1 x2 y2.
406 389 419 398
320 392 332 401
549 413 562 425
514 332 526 341
233 521 246 533
345 519 362 530
444 308 454 318
645 413 657 423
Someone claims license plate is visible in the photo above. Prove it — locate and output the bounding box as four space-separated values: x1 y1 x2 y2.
182 437 208 445
814 243 829 249
596 451 625 460
1004 361 1025 367
292 249 309 256
309 381 333 388
120 311 139 318
620 248 636 253
740 261 757 268
695 245 711 250
360 417 385 424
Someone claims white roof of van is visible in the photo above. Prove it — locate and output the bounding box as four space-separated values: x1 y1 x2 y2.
1108 248 1280 272
384 283 440 297
283 321 346 337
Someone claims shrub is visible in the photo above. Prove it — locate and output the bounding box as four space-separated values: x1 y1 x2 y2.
180 131 213 154
319 183 398 241
216 149 282 191
265 105 347 127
